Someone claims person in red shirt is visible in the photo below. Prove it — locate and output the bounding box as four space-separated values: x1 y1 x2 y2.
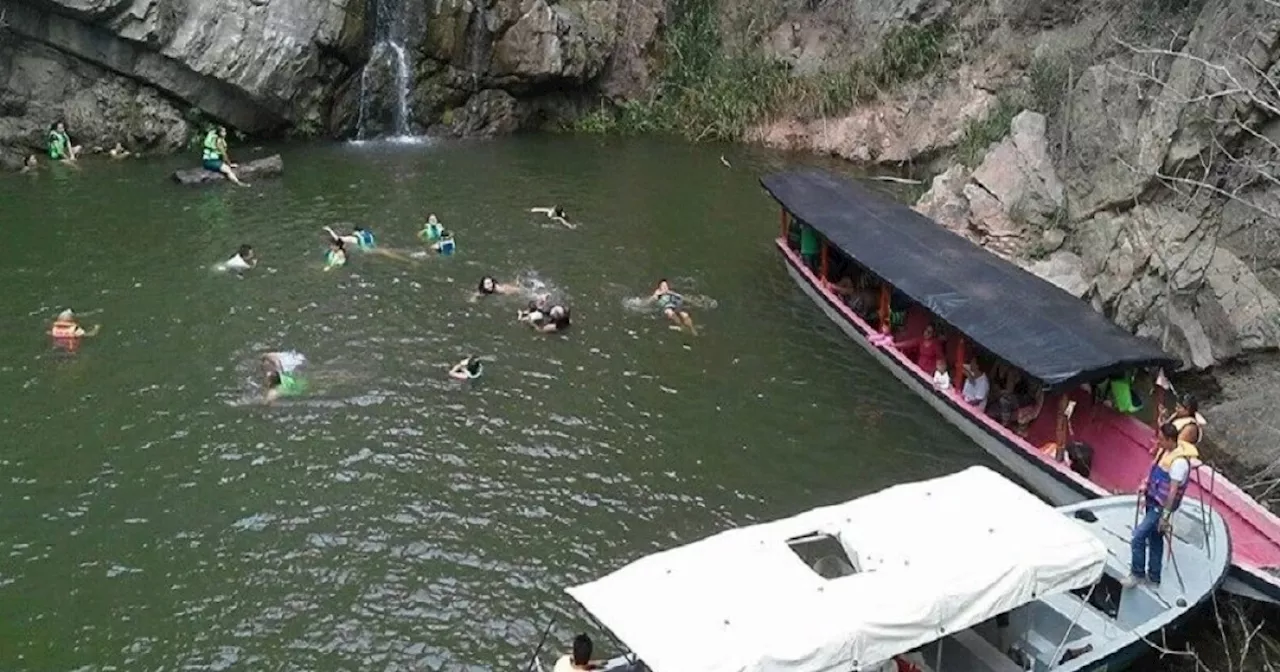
898 324 944 374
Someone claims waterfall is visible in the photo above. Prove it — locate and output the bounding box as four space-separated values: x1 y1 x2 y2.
354 0 416 140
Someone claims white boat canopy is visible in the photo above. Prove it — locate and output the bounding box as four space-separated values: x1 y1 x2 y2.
566 466 1107 672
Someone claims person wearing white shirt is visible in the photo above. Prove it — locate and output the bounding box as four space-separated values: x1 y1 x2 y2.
961 361 989 410
553 634 599 672
220 244 256 273
931 358 951 392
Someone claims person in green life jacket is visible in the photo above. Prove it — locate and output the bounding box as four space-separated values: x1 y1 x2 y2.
323 238 347 271
261 351 308 404
1098 370 1144 415
47 121 81 162
799 222 820 272
201 126 248 186
419 214 444 243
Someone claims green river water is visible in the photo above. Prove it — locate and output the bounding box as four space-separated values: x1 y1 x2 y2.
0 136 996 670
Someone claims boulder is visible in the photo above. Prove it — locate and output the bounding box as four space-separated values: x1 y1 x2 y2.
172 154 283 185
1074 204 1280 369
1021 251 1088 298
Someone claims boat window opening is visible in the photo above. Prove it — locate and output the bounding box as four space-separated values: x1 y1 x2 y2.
1070 575 1122 619
786 532 859 579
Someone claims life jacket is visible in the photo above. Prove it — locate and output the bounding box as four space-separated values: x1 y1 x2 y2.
1108 375 1142 413
437 238 455 255
1172 416 1204 444
1146 440 1199 509
202 130 221 161
278 373 307 396
356 230 375 250
420 222 443 242
325 249 345 267
48 130 67 160
50 319 80 339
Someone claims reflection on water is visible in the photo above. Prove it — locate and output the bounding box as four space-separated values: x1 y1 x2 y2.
0 136 988 670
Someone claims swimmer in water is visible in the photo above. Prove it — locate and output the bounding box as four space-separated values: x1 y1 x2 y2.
419 214 445 243
530 206 574 229
432 230 456 256
448 355 484 380
473 275 521 301
517 296 548 325
49 308 101 351
324 225 413 262
20 154 39 173
324 238 347 271
650 279 697 334
108 142 131 159
261 351 308 403
531 305 571 333
221 244 257 273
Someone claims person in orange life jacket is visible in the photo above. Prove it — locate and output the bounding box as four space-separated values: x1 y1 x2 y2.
1161 393 1205 447
49 309 100 349
1124 422 1198 587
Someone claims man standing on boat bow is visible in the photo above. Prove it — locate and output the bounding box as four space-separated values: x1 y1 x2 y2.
1125 422 1198 588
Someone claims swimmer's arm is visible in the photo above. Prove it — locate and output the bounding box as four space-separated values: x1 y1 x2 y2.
449 362 469 376
530 207 553 214
82 324 101 337
553 217 576 229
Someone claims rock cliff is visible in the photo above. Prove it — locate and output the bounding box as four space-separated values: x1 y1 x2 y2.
0 0 363 165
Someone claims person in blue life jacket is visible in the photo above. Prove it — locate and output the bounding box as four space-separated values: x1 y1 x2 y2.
1124 422 1199 588
200 126 248 186
432 230 456 256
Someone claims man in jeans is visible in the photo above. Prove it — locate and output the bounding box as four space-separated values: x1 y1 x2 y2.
1125 422 1198 587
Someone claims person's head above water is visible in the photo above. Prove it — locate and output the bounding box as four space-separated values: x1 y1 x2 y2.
465 356 482 375
24 154 37 167
427 214 439 224
238 244 254 259
478 276 497 294
57 308 74 321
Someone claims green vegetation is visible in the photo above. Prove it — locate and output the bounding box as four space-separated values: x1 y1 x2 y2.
571 0 955 142
954 93 1023 167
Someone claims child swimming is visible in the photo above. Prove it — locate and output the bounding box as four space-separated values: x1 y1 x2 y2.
474 275 521 300
530 206 574 229
49 308 101 352
219 244 256 273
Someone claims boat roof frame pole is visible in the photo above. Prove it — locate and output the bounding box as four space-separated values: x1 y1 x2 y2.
1048 582 1096 668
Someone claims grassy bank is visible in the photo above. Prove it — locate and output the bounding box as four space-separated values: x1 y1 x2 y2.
573 0 953 141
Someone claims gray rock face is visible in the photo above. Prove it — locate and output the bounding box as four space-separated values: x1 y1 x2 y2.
1 0 362 157
0 38 189 167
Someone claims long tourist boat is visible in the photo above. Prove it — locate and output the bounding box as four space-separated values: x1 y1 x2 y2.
762 168 1280 604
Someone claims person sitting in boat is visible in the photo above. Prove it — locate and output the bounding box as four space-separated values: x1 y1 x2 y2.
1162 393 1206 446
869 651 928 672
553 633 600 672
1125 422 1198 588
1040 440 1093 478
898 323 944 375
1096 370 1144 414
931 357 951 392
1010 386 1045 437
50 309 101 351
961 360 990 411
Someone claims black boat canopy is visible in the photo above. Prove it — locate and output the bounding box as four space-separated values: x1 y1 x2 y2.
761 169 1181 390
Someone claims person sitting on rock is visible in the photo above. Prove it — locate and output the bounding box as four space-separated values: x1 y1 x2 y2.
47 121 80 162
201 125 248 186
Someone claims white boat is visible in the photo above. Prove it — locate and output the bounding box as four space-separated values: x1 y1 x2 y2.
551 467 1228 672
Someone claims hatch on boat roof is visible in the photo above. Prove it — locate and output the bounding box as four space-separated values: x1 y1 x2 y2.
566 466 1107 672
760 169 1180 389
